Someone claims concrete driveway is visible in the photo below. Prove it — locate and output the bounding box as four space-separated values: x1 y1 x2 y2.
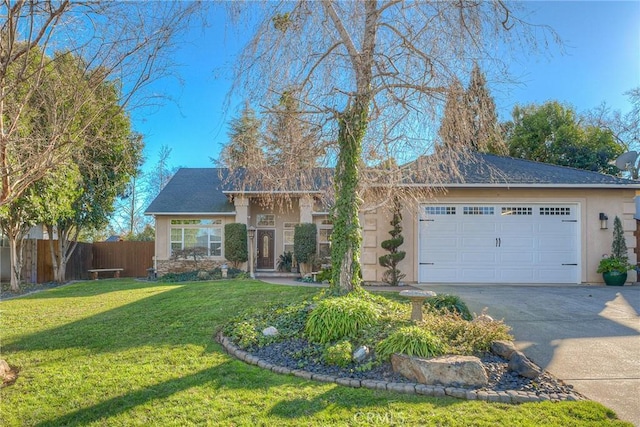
414 283 640 426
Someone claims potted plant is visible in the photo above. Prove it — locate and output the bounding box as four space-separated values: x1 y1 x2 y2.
597 216 633 286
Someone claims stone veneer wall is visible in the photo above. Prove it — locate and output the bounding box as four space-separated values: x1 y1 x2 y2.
156 259 225 276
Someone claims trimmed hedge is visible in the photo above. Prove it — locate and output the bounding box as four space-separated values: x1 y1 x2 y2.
225 223 248 268
294 223 317 263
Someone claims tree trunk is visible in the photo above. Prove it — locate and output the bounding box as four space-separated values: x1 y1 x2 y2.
8 235 23 292
48 224 79 283
330 102 368 294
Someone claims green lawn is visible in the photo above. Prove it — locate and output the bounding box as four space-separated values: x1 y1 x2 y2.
0 279 630 426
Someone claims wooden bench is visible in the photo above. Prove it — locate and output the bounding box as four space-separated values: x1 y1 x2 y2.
88 268 124 280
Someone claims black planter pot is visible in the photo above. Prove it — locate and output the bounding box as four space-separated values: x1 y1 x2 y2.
602 271 627 286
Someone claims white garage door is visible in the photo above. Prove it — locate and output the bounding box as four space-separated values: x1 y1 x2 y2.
418 204 580 284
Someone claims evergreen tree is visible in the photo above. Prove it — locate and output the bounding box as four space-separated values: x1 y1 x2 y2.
220 105 264 169
264 90 322 170
465 64 502 153
438 65 502 153
438 78 471 150
378 198 406 286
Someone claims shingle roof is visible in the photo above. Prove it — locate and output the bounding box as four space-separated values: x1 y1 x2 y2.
145 155 639 215
442 153 639 186
144 168 235 215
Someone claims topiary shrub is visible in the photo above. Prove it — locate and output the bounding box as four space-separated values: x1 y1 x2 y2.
424 294 472 320
323 340 353 367
225 223 248 268
376 325 446 362
294 223 317 273
305 295 379 344
378 197 406 285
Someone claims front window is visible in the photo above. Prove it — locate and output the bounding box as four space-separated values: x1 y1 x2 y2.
257 214 275 227
170 219 223 257
318 227 332 260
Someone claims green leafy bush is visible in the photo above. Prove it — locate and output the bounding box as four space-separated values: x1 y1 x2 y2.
315 267 332 283
323 340 353 367
376 325 446 362
294 223 317 263
424 294 472 320
305 295 380 344
225 223 249 268
230 321 259 348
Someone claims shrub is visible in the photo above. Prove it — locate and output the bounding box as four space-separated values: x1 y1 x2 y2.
277 251 293 272
230 321 259 348
421 312 512 354
378 197 406 286
225 223 249 268
315 267 332 283
305 295 380 344
294 223 317 263
376 325 446 362
323 340 353 367
424 294 472 320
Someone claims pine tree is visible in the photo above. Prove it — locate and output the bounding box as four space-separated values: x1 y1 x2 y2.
438 64 503 153
263 90 322 170
438 78 472 150
378 198 406 286
465 63 502 153
220 105 264 168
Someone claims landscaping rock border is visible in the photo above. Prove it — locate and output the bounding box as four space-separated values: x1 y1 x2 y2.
215 332 586 404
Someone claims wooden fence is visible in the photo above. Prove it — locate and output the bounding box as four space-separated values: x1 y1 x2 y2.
36 240 93 283
92 241 155 278
35 240 154 283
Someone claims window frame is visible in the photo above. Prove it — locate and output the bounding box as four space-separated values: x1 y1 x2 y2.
169 219 223 258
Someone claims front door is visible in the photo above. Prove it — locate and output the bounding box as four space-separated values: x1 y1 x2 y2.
256 230 275 270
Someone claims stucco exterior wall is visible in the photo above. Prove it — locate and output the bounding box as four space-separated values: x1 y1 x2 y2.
361 188 637 285
152 188 637 284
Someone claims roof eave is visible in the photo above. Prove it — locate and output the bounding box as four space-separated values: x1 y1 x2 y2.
222 190 324 195
396 183 640 189
144 211 237 216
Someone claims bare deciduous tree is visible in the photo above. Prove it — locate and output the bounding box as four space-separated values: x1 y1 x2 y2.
0 0 202 207
226 1 557 293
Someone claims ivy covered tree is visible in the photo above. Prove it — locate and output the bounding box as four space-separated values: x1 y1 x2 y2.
378 198 406 286
227 1 557 294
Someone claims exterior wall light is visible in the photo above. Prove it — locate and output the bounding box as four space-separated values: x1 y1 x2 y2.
599 213 608 230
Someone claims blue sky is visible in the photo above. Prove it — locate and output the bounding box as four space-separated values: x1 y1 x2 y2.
134 1 640 172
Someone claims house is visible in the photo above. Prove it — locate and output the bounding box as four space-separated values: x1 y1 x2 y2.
144 153 640 284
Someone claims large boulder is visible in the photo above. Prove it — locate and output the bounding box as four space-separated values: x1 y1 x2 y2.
391 354 488 388
508 351 542 379
491 340 517 359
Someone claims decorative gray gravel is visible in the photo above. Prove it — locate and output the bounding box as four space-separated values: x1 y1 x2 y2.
216 333 586 403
